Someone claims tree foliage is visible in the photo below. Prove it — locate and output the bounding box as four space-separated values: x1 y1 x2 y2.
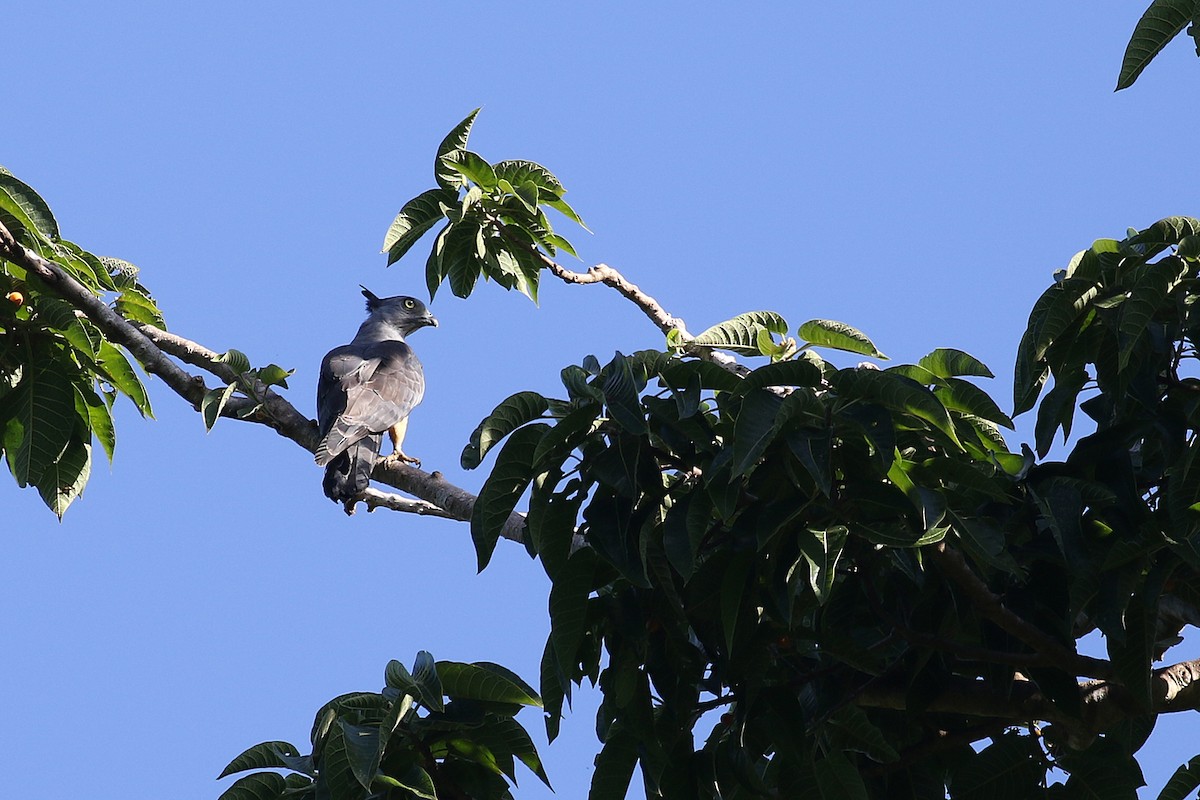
7 18 1200 800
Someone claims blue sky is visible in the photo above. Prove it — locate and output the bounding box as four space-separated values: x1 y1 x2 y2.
4 3 1200 798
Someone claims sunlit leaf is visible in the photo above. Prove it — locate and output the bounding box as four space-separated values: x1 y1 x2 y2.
799 318 886 359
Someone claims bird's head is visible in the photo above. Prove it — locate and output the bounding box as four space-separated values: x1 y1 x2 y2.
360 286 438 336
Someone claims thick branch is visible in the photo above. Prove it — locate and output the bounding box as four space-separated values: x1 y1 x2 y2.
931 542 1113 680
858 657 1200 742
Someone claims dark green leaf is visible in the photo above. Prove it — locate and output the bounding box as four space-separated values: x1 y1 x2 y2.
0 170 59 241
471 423 548 571
35 437 90 519
385 658 444 712
798 526 847 604
114 286 166 328
217 772 287 800
218 741 302 779
834 367 961 447
1116 0 1196 90
1157 756 1200 800
9 361 76 487
437 661 542 707
813 752 869 800
435 108 481 189
444 219 483 298
589 725 639 800
737 359 823 394
462 391 549 469
601 353 648 435
918 348 994 379
202 383 238 432
383 187 457 264
934 377 1013 429
731 388 784 475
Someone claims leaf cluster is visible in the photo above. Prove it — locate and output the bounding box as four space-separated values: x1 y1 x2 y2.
1117 1 1200 90
0 167 165 517
382 110 587 304
218 653 548 800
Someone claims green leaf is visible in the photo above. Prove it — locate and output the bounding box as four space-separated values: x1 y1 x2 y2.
470 716 552 788
389 765 437 800
1157 756 1200 800
202 383 238 432
492 160 564 195
693 311 789 355
9 361 76 487
435 108 481 189
0 170 59 241
798 526 847 604
319 719 369 800
440 150 498 191
471 423 548 571
834 367 961 447
114 286 166 328
436 661 542 707
737 359 823 394
444 219 484 298
813 751 868 800
1116 0 1197 90
799 319 886 359
549 554 594 682
934 377 1013 429
950 732 1043 799
1118 256 1186 370
385 656 444 713
96 341 152 417
462 391 549 469
917 348 993 379
601 353 648 435
382 187 457 265
218 741 302 779
217 772 287 800
34 297 97 359
100 255 140 288
35 437 90 519
589 725 639 800
828 705 899 763
76 384 115 463
731 388 785 475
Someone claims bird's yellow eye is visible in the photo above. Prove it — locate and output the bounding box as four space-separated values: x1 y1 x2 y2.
404 299 415 309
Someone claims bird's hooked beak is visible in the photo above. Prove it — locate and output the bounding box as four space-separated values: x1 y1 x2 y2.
424 312 439 328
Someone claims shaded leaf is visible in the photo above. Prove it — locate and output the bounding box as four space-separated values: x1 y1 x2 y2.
462 391 549 469
218 741 302 779
1116 0 1197 90
471 424 548 571
217 772 287 800
383 187 456 264
694 311 788 355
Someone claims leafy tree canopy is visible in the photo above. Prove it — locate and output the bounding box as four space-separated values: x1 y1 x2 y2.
7 12 1200 800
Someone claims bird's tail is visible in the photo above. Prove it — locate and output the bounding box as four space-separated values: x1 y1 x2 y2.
322 434 381 513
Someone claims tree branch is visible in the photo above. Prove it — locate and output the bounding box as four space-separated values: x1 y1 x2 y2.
0 220 528 542
930 541 1114 680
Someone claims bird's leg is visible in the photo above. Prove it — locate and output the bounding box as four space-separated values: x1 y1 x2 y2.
384 417 420 468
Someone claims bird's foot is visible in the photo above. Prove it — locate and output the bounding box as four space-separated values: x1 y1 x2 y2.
385 451 421 469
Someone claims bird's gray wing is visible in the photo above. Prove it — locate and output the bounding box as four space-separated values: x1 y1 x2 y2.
314 340 424 466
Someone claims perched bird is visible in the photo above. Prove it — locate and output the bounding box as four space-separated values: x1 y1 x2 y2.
314 287 437 512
